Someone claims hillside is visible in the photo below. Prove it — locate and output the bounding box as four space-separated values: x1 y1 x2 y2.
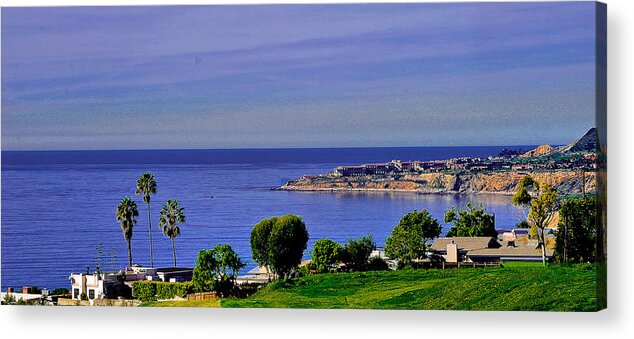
222 265 598 311
557 127 598 153
520 127 598 157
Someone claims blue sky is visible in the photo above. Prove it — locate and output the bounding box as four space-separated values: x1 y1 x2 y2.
2 3 597 150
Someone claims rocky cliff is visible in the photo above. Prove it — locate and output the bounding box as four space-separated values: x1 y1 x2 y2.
279 170 596 196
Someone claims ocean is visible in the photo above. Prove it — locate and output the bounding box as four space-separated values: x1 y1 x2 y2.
1 146 531 289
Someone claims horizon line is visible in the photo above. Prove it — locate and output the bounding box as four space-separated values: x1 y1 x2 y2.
0 143 548 153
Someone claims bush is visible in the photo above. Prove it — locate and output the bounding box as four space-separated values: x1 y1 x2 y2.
367 257 389 271
342 235 375 271
132 281 193 302
51 288 70 296
311 238 343 273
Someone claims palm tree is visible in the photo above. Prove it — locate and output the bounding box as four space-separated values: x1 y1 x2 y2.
159 199 185 267
116 197 139 268
135 172 157 267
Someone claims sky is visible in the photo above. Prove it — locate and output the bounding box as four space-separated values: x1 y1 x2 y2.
1 2 598 150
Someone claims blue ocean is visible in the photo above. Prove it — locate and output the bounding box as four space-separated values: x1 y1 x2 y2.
1 146 531 289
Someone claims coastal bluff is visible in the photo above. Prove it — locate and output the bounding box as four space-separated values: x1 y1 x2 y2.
278 170 596 196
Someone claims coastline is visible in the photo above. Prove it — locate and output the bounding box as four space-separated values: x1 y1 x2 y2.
277 170 597 196
274 186 519 196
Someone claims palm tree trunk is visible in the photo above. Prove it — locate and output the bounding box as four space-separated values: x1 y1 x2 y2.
147 203 153 268
127 240 132 268
171 237 177 267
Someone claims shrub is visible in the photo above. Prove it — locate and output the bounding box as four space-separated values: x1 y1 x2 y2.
342 235 375 271
132 281 193 302
367 257 389 271
311 238 343 273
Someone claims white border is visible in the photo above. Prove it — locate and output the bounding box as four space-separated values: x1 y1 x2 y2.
1 1 632 338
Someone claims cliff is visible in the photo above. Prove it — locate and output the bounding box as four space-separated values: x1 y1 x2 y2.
279 170 596 196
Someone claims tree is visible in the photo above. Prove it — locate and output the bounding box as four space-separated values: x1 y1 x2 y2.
250 217 278 274
342 235 376 271
136 172 157 267
512 175 538 221
311 239 343 273
159 199 185 267
555 196 597 263
116 197 139 267
385 210 441 264
268 214 309 279
192 244 246 296
444 203 497 237
528 183 558 266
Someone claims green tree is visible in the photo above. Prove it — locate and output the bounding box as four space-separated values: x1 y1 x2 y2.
136 172 157 267
555 196 597 263
512 175 538 221
192 244 246 296
444 203 497 237
342 235 376 271
268 214 309 279
158 199 185 267
116 197 139 267
250 217 278 274
311 239 343 273
385 210 441 264
528 183 558 266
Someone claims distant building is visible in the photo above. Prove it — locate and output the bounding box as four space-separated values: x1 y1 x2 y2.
236 266 276 284
431 236 554 263
69 265 194 302
1 286 45 304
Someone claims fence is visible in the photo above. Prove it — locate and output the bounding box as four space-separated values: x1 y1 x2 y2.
186 292 217 301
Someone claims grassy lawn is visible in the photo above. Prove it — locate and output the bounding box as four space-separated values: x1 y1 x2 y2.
140 299 221 307
222 264 598 311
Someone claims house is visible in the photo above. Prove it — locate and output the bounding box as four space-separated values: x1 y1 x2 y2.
431 237 500 263
69 265 194 302
431 236 554 263
1 287 45 305
236 266 276 284
69 271 130 302
467 240 554 263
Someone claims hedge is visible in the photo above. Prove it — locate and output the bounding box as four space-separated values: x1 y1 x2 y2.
132 281 194 302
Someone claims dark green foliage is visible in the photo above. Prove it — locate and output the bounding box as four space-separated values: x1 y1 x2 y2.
367 256 389 271
51 288 70 296
132 281 193 302
342 235 376 271
192 244 246 296
385 210 441 263
555 196 597 263
512 175 538 222
311 238 343 273
250 217 277 271
268 215 309 279
444 203 496 237
116 197 139 267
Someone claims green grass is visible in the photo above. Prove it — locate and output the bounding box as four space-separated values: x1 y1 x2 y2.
222 265 598 311
140 299 220 307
